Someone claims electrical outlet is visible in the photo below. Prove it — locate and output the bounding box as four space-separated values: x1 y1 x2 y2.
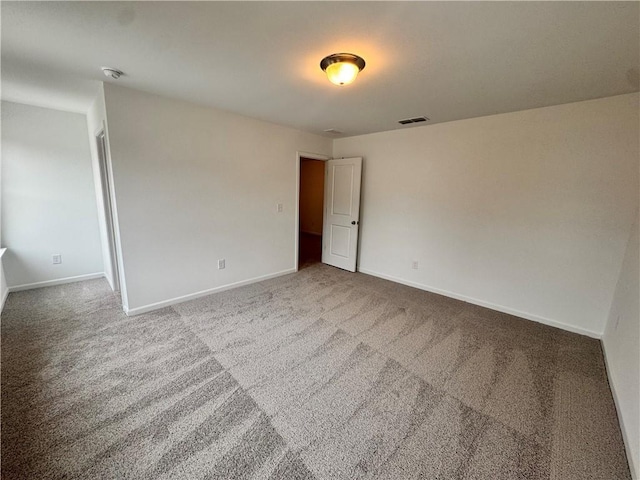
52 254 62 265
277 203 283 213
218 259 225 270
412 260 419 269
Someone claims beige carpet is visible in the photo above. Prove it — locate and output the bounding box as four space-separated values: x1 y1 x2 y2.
1 263 631 479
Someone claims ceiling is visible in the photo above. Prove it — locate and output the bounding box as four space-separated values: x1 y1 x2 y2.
2 1 638 137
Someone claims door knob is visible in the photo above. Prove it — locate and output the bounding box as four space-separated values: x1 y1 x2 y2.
351 221 359 225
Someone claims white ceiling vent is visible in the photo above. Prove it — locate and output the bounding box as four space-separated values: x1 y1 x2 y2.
398 116 429 125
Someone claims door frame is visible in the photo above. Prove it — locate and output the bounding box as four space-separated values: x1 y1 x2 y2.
295 151 331 271
94 123 128 309
96 128 120 292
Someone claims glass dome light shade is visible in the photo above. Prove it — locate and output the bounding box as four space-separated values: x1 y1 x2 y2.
325 61 360 86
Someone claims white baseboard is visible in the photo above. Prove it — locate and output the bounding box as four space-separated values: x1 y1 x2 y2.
358 268 602 339
125 268 296 316
602 342 638 480
8 273 105 293
1 286 9 313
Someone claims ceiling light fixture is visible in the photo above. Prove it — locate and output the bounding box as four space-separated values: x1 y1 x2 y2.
101 67 123 79
320 53 365 86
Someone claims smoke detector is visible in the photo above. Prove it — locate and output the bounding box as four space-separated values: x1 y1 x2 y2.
101 67 123 79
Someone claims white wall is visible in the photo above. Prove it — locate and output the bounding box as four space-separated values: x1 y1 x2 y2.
1 101 104 288
334 93 639 337
603 211 639 479
102 84 332 313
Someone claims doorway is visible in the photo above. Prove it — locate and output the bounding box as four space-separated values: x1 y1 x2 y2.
96 130 120 292
298 157 326 268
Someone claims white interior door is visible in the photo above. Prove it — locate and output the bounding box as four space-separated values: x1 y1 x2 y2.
322 157 362 272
